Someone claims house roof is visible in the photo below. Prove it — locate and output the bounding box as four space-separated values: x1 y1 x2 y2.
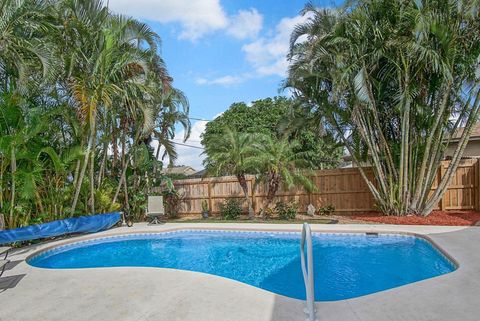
162 166 197 175
452 123 480 141
188 169 207 178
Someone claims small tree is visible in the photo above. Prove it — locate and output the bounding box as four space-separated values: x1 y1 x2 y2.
203 128 256 219
253 135 315 215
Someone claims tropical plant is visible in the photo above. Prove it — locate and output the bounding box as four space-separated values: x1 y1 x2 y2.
275 201 298 220
153 88 191 167
63 2 161 214
0 0 54 93
253 135 315 215
202 97 342 169
219 199 242 220
0 0 190 229
203 128 256 219
287 0 480 216
162 187 183 219
317 204 335 216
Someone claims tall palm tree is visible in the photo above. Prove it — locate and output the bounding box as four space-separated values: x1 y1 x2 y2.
203 128 256 219
287 0 480 216
63 1 160 213
0 0 189 228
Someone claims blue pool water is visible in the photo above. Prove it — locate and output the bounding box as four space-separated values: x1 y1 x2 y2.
28 230 456 301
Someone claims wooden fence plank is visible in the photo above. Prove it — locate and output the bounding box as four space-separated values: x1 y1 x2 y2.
163 159 478 216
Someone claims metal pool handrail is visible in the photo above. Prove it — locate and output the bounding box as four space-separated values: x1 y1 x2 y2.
300 223 317 321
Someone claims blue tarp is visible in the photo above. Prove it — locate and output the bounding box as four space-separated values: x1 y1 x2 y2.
0 212 121 245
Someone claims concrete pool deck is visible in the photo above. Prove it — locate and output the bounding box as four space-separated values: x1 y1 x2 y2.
1 223 479 321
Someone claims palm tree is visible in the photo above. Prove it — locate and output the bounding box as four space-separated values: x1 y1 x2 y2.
0 0 54 93
153 88 191 165
253 135 315 215
203 128 256 219
63 1 160 213
0 97 66 228
287 0 480 216
0 0 188 228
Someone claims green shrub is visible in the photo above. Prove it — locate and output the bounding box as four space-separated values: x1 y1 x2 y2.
162 188 183 219
219 199 242 220
201 200 209 212
263 207 275 220
275 201 298 220
318 204 335 216
95 186 121 213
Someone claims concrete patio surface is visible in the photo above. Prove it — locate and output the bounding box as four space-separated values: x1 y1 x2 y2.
0 223 479 321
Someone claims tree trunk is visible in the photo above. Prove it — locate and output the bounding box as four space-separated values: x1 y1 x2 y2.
112 128 128 205
35 190 45 214
112 159 128 206
236 173 254 219
9 149 16 227
97 140 108 188
112 125 118 174
420 91 480 214
123 175 130 211
263 171 280 218
0 155 4 210
72 159 80 191
153 137 162 185
71 131 93 214
89 151 95 214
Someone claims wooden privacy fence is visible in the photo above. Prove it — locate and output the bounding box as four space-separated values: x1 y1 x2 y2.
165 159 479 216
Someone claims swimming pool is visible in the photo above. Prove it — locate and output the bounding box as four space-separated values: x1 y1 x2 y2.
28 230 456 301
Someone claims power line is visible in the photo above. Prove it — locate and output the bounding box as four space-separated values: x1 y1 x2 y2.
172 138 202 143
152 136 204 149
171 141 204 150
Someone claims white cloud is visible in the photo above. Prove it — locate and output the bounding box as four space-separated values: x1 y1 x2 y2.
108 1 264 42
108 0 228 41
226 9 263 40
156 113 224 169
195 14 308 86
242 14 309 77
151 121 206 170
195 74 250 86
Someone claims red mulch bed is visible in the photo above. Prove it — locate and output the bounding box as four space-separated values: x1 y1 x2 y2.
351 211 480 226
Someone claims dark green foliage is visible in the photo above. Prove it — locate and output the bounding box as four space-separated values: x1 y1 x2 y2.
219 199 242 220
275 201 298 220
287 0 480 216
165 173 189 180
0 0 190 228
317 204 335 216
202 97 342 170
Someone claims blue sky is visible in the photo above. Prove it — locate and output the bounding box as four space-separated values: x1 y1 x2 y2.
109 0 338 170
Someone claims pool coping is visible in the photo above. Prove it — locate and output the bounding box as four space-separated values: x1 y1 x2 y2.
2 223 479 321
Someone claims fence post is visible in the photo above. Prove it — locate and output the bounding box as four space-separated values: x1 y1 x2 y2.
439 163 446 211
250 177 257 214
476 160 480 211
207 181 213 216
